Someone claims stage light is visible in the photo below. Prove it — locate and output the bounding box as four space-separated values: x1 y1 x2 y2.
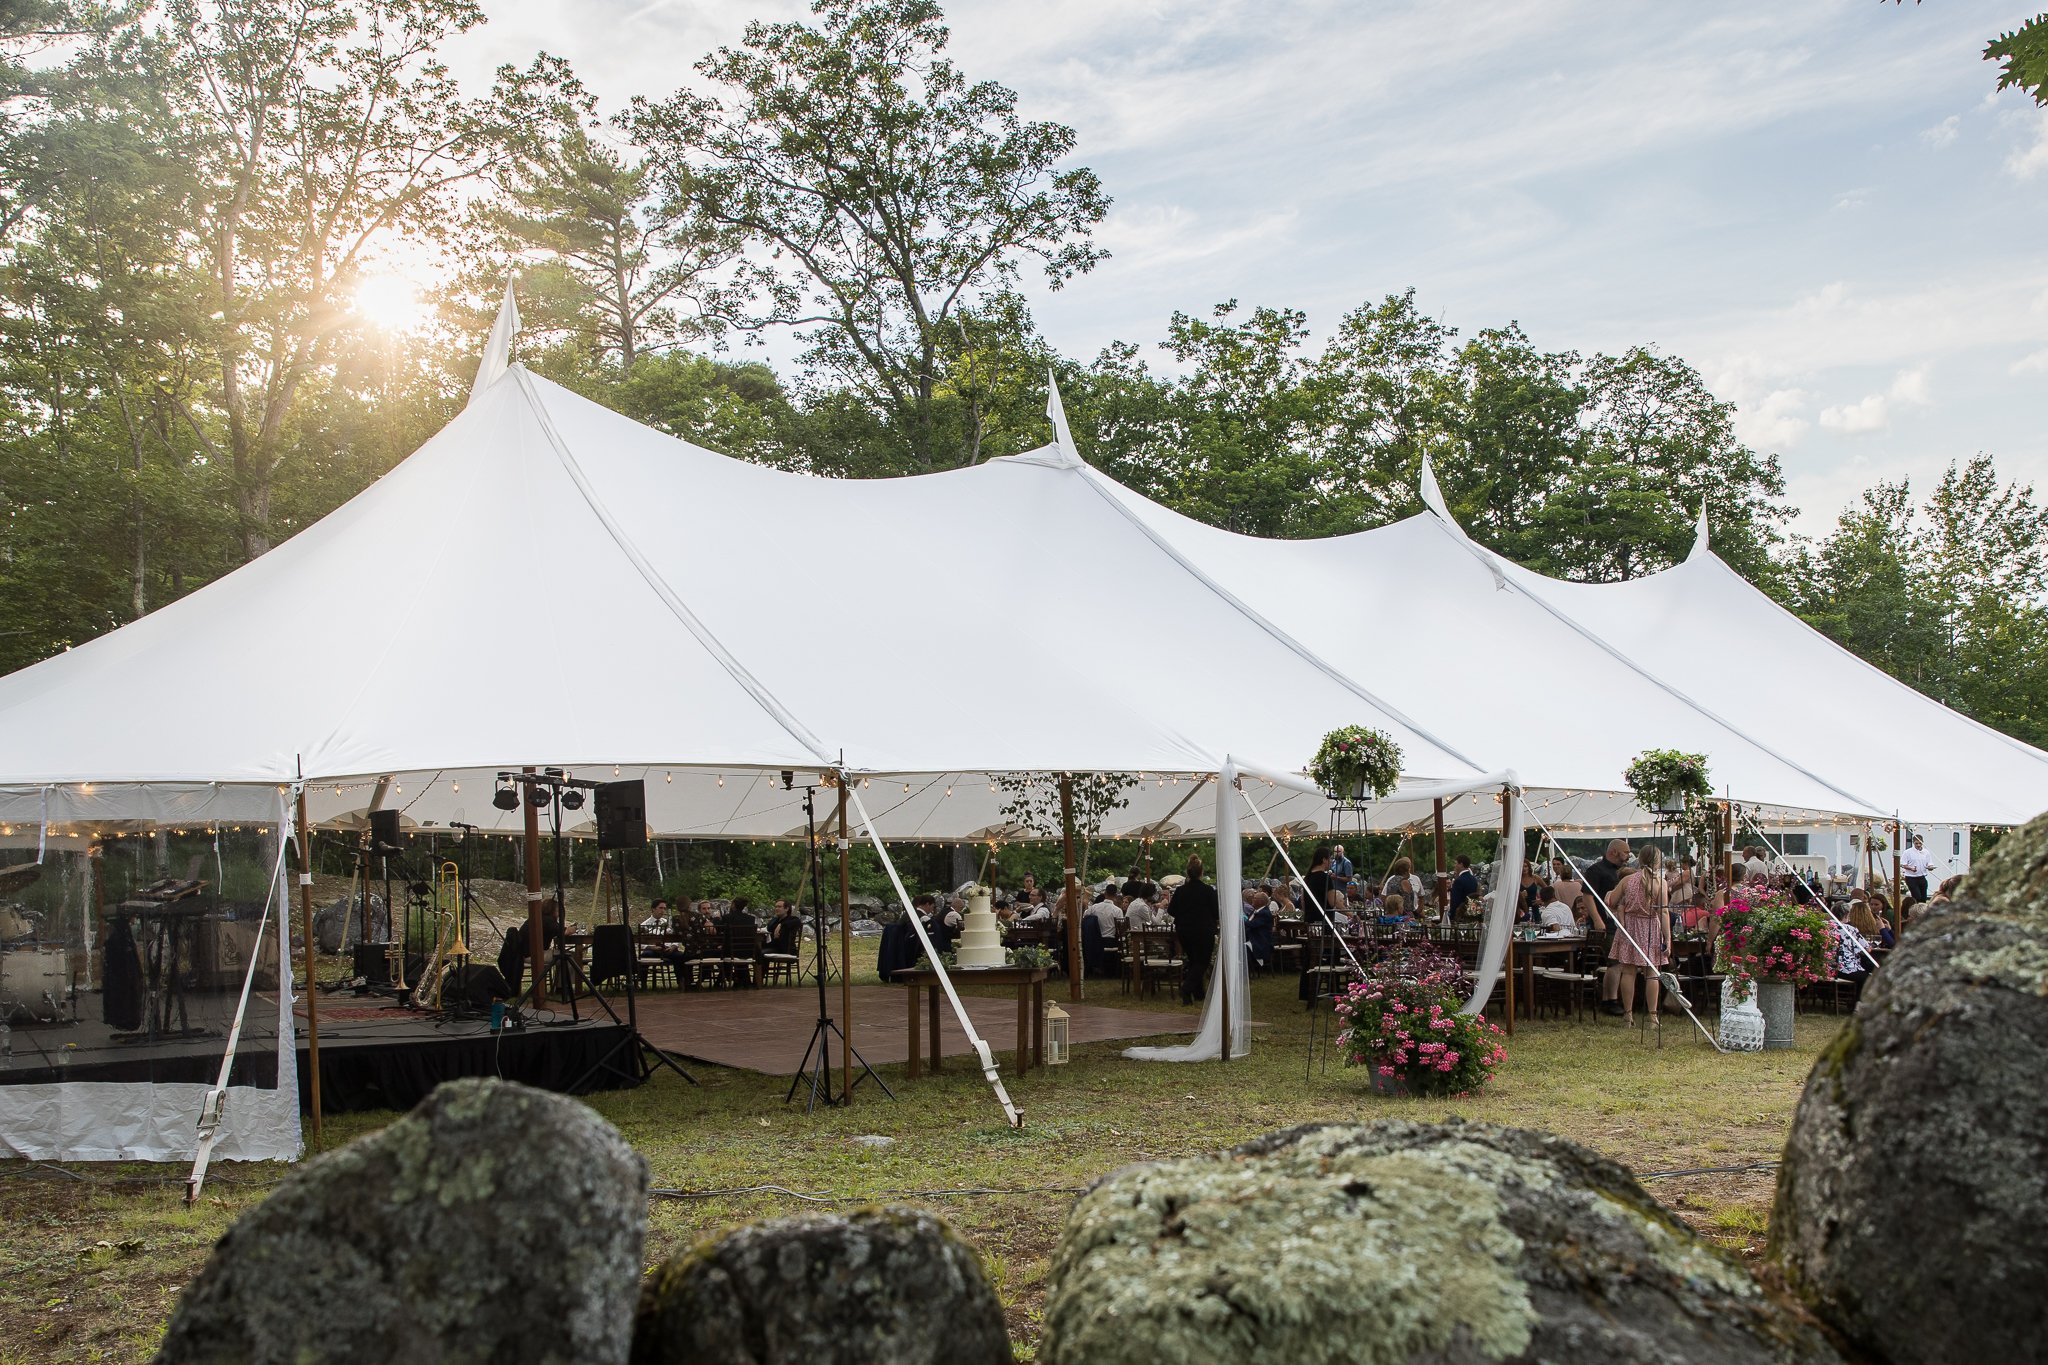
560 789 585 811
529 786 551 809
492 777 519 812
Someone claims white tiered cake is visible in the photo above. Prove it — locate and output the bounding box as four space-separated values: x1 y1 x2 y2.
954 890 1006 968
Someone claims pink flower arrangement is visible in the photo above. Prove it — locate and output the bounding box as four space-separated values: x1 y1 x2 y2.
1332 946 1506 1096
1714 886 1836 994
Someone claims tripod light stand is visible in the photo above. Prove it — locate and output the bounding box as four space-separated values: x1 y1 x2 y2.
786 783 892 1111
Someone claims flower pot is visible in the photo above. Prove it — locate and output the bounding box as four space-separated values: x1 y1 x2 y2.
1755 979 1796 1049
1718 979 1764 1052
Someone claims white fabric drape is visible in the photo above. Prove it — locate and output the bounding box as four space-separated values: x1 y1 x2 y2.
1126 763 1248 1061
1463 786 1523 1015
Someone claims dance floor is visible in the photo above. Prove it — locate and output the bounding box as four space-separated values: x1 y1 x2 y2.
629 983 1203 1076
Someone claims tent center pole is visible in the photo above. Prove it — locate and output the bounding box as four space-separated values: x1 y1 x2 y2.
295 789 322 1146
838 779 853 1105
523 766 545 1008
1060 775 1082 1003
1433 799 1447 917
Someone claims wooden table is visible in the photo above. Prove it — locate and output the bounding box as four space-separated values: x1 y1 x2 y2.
894 966 1049 1078
1511 935 1586 1030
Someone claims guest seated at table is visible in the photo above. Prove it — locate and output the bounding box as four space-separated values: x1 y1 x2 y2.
1537 886 1577 935
1572 891 1606 934
1086 886 1120 940
1835 906 1876 986
1378 892 1408 927
766 899 803 956
643 898 673 934
1846 898 1886 955
1326 889 1354 933
1124 892 1157 932
1933 874 1961 905
1244 888 1275 968
1019 891 1052 925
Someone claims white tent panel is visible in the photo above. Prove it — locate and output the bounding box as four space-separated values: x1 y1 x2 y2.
1505 546 2048 827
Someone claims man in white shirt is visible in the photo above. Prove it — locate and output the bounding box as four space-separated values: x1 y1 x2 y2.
1900 835 1932 903
1124 895 1155 932
1743 846 1769 882
1086 890 1120 941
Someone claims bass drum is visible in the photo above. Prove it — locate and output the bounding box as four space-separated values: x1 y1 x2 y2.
0 905 36 941
0 946 68 1022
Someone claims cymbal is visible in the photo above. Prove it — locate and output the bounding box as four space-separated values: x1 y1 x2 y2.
0 863 42 895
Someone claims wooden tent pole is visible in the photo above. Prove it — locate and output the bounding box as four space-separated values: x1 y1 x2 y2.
1433 799 1448 915
1891 816 1904 940
838 779 853 1105
295 789 322 1145
1060 776 1082 1003
524 766 546 1008
1500 788 1514 1035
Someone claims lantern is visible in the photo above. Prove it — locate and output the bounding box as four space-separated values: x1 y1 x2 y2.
1043 1002 1071 1065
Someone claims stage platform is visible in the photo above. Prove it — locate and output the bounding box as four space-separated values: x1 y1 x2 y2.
629 984 1199 1076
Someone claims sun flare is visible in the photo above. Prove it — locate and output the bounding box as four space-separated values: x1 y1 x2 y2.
350 272 430 333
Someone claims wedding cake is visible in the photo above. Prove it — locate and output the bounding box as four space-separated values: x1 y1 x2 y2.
954 889 1007 968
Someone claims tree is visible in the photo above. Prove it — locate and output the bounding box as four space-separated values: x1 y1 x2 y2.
487 125 735 367
993 771 1134 884
72 0 582 559
629 0 1108 471
1987 14 2048 104
1792 456 2048 748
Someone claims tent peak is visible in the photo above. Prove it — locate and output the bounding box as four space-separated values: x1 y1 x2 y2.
1689 498 1711 561
1042 370 1083 469
467 279 520 409
1418 454 1451 521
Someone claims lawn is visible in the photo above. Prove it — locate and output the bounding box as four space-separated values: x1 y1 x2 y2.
0 965 1839 1363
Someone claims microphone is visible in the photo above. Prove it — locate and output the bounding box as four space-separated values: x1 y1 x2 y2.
451 822 478 831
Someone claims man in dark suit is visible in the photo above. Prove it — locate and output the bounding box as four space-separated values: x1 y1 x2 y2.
1172 854 1220 1006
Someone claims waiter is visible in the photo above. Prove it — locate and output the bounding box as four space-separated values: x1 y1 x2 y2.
1900 834 1932 904
1172 854 1220 1007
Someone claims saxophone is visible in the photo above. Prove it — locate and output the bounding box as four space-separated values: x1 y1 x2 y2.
410 861 468 1009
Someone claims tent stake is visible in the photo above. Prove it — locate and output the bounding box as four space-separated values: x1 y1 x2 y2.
294 788 322 1146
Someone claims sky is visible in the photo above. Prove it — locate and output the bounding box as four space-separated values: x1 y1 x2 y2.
448 0 2048 539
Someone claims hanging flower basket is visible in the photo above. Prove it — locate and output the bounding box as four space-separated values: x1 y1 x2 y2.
1623 749 1713 815
1309 726 1403 805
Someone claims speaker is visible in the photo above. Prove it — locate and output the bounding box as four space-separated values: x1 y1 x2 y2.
442 962 509 1008
594 780 646 850
369 808 402 850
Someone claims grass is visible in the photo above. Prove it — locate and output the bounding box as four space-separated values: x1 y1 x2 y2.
0 968 1841 1363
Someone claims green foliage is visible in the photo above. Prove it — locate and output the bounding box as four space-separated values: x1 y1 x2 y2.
1309 725 1404 801
1622 750 1713 810
627 0 1108 471
991 772 1135 883
1713 885 1835 995
1332 946 1506 1096
1788 455 2048 748
1987 14 2048 105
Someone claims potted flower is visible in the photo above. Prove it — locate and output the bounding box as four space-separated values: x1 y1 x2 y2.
1712 886 1835 1049
1332 947 1505 1096
1310 725 1404 804
1623 749 1713 816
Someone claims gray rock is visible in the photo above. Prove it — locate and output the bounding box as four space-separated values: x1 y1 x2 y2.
313 892 386 953
1041 1120 1843 1365
632 1205 1008 1365
155 1079 648 1365
1771 813 2048 1363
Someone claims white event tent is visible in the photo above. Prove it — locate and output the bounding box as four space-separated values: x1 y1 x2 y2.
0 289 2037 1162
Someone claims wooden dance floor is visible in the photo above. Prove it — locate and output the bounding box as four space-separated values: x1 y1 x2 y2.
628 984 1200 1076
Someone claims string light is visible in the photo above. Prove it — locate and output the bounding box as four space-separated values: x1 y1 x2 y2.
668 772 675 784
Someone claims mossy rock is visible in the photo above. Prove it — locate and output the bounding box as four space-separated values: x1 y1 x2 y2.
155 1078 648 1365
1041 1120 1842 1365
1772 811 2048 1362
631 1204 1008 1364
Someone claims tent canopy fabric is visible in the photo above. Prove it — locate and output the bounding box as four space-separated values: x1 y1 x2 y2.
0 368 1480 827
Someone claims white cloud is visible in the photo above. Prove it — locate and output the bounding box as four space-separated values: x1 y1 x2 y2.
1737 387 1811 448
1920 114 1960 149
1819 393 1891 434
1833 186 1872 211
2005 108 2048 179
1816 367 1931 436
2011 348 2048 375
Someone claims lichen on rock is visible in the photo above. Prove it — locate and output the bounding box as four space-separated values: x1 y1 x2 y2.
154 1078 649 1365
1040 1120 1841 1365
1772 811 2048 1363
631 1204 1009 1365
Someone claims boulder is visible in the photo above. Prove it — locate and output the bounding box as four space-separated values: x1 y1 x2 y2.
155 1079 648 1365
1040 1120 1843 1365
1771 814 2048 1363
632 1205 1008 1365
313 892 386 953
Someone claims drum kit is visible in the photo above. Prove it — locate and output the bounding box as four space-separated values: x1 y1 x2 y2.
0 862 70 1025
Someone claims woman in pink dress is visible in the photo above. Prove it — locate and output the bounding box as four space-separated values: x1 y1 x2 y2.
1609 845 1670 1028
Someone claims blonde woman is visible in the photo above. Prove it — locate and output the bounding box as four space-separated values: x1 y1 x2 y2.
1609 846 1670 1029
